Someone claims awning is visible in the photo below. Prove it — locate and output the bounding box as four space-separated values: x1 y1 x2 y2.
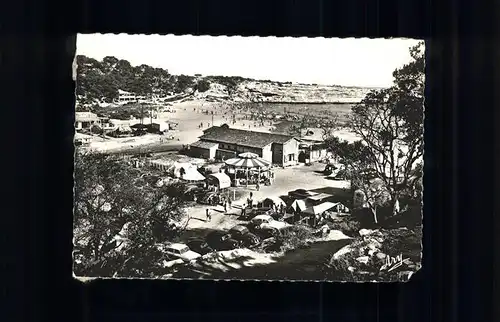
207 173 231 189
302 202 338 216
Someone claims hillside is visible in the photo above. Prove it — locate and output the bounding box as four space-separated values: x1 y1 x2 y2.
75 55 376 107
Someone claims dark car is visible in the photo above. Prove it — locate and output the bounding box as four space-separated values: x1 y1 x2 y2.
239 207 277 221
205 231 241 251
227 225 261 248
249 225 280 240
186 238 214 255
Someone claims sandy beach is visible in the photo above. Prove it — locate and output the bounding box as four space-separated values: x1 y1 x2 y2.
85 99 360 153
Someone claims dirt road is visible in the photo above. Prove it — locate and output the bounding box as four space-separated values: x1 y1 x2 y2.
181 163 350 233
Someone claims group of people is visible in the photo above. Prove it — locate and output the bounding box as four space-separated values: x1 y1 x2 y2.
205 195 233 222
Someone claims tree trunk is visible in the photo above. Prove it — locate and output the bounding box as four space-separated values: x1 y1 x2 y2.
371 206 378 224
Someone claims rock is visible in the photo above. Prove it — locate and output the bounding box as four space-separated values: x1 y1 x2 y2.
367 240 382 250
356 256 370 265
359 229 376 236
368 249 378 256
398 271 414 281
376 252 387 260
357 246 368 256
347 266 355 272
332 245 355 260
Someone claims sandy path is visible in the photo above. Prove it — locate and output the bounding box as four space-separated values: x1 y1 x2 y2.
182 163 350 232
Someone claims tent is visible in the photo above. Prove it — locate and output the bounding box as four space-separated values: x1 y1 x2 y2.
207 173 231 190
289 199 310 212
182 170 205 181
169 162 205 181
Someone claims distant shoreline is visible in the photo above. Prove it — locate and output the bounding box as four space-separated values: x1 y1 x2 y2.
258 101 359 105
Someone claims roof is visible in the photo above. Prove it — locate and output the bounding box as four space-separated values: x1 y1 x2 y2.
230 225 248 232
190 140 219 149
207 173 231 189
252 214 273 221
302 202 338 215
200 126 296 148
306 193 334 202
75 112 99 121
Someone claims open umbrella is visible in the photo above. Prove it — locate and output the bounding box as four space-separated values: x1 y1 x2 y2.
238 152 259 158
224 157 271 168
225 153 271 187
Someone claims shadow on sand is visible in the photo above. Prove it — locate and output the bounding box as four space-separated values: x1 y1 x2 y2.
169 238 353 281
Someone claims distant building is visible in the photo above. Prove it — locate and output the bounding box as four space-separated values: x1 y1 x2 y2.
189 125 300 166
298 139 329 163
130 118 169 133
115 89 146 103
75 112 100 130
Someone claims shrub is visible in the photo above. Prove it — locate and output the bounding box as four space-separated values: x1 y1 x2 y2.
328 217 361 237
272 225 314 253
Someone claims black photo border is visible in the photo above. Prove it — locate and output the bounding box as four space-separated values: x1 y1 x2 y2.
3 0 496 321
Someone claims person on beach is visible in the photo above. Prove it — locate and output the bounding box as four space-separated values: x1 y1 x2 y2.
206 208 211 222
256 182 260 191
224 201 228 213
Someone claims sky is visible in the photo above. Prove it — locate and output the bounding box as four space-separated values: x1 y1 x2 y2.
77 34 422 88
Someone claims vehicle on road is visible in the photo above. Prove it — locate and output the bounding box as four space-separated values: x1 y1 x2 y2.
226 225 261 248
162 243 202 262
249 214 291 230
248 215 291 239
186 238 215 255
239 207 276 220
205 231 241 251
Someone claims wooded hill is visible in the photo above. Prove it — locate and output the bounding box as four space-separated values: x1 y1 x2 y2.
75 55 373 107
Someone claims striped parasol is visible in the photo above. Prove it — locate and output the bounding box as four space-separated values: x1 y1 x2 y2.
238 152 259 159
224 156 271 168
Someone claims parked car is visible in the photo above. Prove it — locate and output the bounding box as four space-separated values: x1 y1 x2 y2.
162 243 202 262
205 231 241 251
186 238 215 255
251 226 280 239
249 214 291 230
226 225 261 247
239 207 275 220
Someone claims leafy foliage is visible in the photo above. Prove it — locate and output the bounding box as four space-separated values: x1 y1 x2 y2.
324 42 424 208
73 151 188 277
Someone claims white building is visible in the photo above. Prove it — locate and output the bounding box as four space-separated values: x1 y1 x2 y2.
115 89 146 103
75 112 100 130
